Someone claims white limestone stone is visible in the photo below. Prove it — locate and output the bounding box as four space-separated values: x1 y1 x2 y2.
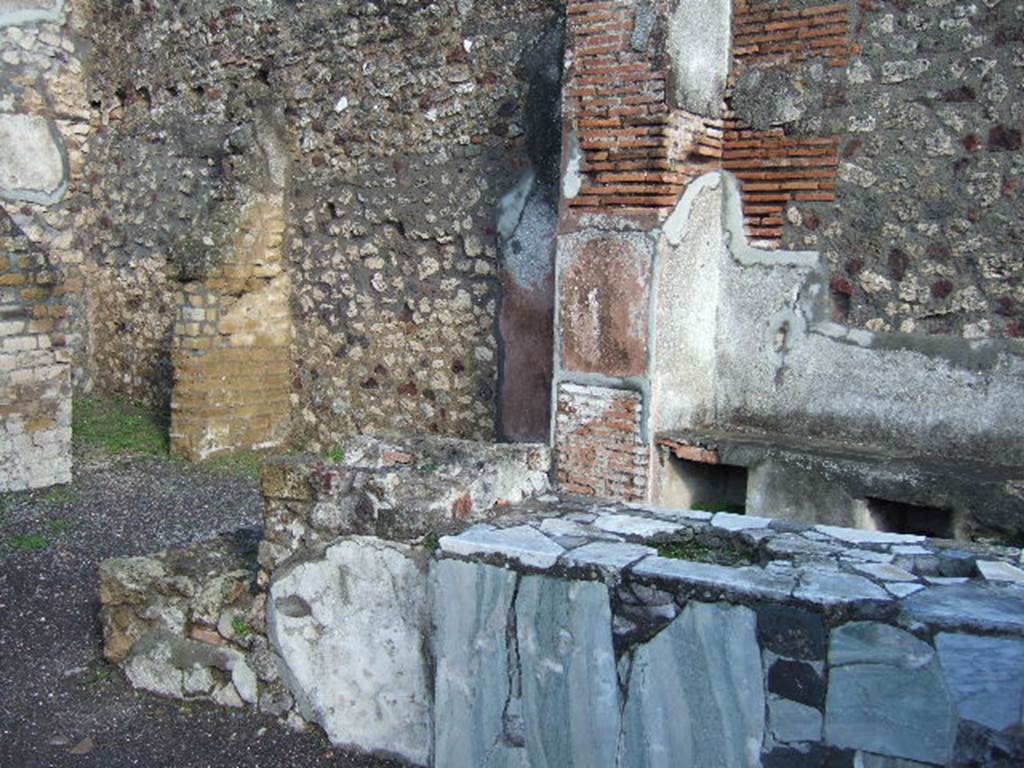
592 514 686 538
561 541 656 571
440 524 564 569
0 113 66 204
267 536 431 766
852 562 917 582
885 582 925 599
711 512 772 531
634 556 797 602
814 525 925 546
0 0 62 26
793 567 891 606
976 560 1024 583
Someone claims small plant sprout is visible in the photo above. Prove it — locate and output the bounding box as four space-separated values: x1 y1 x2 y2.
231 616 253 639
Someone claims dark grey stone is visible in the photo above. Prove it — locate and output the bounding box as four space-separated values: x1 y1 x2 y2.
757 604 827 660
762 743 854 768
769 658 826 709
953 720 1024 768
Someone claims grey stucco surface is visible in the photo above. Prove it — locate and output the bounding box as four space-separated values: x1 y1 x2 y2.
651 172 1024 470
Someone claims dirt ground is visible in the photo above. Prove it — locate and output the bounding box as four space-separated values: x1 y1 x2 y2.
0 447 402 768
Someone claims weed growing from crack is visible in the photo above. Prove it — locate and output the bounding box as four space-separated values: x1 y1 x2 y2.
47 517 73 535
231 616 253 639
78 663 113 688
655 538 752 566
201 451 265 478
41 486 76 506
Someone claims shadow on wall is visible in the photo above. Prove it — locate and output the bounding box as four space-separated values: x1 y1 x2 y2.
495 18 565 443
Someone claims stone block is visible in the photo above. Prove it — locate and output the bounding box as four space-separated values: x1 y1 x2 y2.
768 658 825 709
618 601 764 768
769 697 824 744
756 605 827 660
0 114 67 204
440 524 564 570
516 576 619 768
825 622 955 765
935 632 1024 732
0 0 62 26
902 583 1024 635
432 559 521 768
268 537 431 766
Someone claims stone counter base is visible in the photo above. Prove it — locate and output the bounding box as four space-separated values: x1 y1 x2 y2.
100 457 1024 767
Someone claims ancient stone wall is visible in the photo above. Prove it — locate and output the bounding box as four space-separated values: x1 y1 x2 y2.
0 210 70 490
733 0 1024 338
553 0 1024 510
0 0 95 391
557 0 1024 342
75 0 564 448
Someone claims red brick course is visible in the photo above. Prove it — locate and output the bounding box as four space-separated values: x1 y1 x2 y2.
555 382 649 501
565 0 850 245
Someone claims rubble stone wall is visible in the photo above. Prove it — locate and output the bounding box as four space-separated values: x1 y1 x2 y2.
1 0 95 391
75 0 564 447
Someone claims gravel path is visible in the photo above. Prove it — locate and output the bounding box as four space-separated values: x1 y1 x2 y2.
0 448 401 768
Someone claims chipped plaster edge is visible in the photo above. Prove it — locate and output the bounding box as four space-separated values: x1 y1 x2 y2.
0 0 64 27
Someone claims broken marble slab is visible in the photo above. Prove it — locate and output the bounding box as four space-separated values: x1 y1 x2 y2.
440 523 564 569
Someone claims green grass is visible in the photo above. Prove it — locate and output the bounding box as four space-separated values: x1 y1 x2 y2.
421 531 440 552
47 517 72 535
325 444 346 463
7 532 49 551
655 538 752 566
78 663 113 688
201 451 265 478
72 397 170 456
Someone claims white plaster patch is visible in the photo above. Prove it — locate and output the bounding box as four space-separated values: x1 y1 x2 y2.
0 0 62 26
0 113 67 204
562 131 583 200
